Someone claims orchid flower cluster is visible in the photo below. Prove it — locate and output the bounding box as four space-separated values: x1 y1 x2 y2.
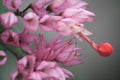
0 0 113 80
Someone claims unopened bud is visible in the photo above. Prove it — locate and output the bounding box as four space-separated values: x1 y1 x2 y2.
96 42 113 57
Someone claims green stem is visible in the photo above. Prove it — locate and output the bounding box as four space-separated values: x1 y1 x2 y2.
0 40 23 60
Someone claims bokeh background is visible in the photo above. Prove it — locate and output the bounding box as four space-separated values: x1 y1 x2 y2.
0 0 120 80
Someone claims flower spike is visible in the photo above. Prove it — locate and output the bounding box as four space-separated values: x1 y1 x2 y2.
78 32 113 57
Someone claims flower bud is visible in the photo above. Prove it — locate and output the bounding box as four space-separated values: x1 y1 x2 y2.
0 12 18 28
78 32 113 57
97 42 113 57
24 12 39 32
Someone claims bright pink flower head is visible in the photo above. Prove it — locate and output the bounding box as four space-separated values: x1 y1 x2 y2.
1 29 19 45
24 12 39 32
0 12 18 28
0 51 7 66
2 0 23 10
31 0 52 17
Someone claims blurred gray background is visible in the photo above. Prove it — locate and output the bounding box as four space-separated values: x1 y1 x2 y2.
0 0 120 80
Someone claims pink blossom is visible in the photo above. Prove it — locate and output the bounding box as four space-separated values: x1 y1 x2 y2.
57 18 92 36
24 12 39 32
49 36 82 66
63 8 95 22
51 0 88 15
1 29 19 45
39 15 92 36
11 55 73 80
0 51 7 66
39 15 62 31
36 61 73 80
16 55 36 73
0 12 18 28
2 0 23 10
31 0 52 17
15 31 37 54
34 35 81 66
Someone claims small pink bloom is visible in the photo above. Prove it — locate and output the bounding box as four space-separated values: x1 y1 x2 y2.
2 0 23 10
51 0 88 15
63 8 95 22
1 29 19 45
36 61 73 80
24 12 39 32
39 15 92 36
15 31 37 54
54 39 82 66
56 18 92 36
14 55 73 80
0 12 18 28
0 51 7 66
31 0 52 17
34 35 81 66
16 55 36 73
39 15 62 32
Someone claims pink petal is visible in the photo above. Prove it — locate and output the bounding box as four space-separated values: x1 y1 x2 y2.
0 51 7 66
21 43 32 54
28 72 42 80
10 71 19 80
62 68 73 78
36 61 56 70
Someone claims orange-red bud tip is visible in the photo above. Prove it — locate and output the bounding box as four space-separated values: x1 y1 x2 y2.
97 42 113 57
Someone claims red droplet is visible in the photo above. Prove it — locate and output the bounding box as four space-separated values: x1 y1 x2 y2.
97 42 113 57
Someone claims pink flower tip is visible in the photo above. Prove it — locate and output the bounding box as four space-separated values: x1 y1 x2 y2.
96 42 113 57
